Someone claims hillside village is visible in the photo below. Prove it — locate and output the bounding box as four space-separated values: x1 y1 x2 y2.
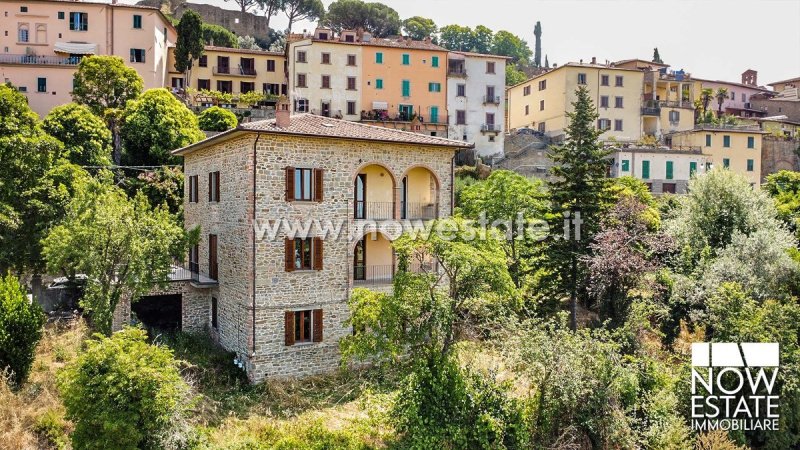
1 0 800 448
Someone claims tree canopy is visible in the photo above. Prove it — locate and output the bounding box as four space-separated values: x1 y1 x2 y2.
174 10 205 74
198 106 238 132
202 23 238 48
283 0 324 33
402 16 436 40
120 88 205 166
41 104 112 167
323 0 401 37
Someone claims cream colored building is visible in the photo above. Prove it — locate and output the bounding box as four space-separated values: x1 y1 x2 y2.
167 45 286 98
610 146 709 194
669 125 766 186
288 29 363 120
506 61 644 142
0 0 176 117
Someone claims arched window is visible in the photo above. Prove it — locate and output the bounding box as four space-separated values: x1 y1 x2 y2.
35 24 46 44
17 23 29 43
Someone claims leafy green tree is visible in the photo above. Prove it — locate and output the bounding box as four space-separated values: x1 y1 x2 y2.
715 87 729 117
41 104 112 166
0 82 39 134
198 106 238 131
0 273 45 385
547 86 611 328
458 170 548 288
58 327 193 449
257 0 284 30
652 47 663 64
491 30 532 64
124 167 186 217
472 25 494 54
71 56 143 164
438 24 473 51
121 88 204 166
402 16 436 40
764 170 800 239
174 10 205 87
323 0 400 37
363 2 401 37
202 23 238 48
533 21 542 67
237 35 262 50
505 64 527 86
224 0 258 13
282 0 324 33
42 174 187 334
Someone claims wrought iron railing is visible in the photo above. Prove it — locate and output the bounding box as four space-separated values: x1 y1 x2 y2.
169 261 216 284
0 54 82 66
481 123 501 132
641 107 661 116
354 201 395 220
353 262 435 286
483 95 501 104
401 202 438 220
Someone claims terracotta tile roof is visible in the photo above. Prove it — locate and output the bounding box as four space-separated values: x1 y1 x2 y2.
768 76 800 86
449 51 512 60
174 114 473 155
302 36 447 51
203 46 285 57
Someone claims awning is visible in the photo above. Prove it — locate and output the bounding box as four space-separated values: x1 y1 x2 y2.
53 42 98 55
372 101 388 110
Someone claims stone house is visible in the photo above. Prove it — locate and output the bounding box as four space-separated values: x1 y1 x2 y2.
158 110 470 382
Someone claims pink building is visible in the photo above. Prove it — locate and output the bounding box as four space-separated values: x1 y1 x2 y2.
0 0 176 117
696 70 772 118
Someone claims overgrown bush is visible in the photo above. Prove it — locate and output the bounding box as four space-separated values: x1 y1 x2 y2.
58 327 194 449
0 274 45 385
393 355 528 449
198 106 238 132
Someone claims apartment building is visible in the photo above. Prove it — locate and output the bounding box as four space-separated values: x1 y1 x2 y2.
694 72 772 118
768 76 800 94
447 51 508 159
0 0 175 116
610 146 709 194
288 29 362 120
613 59 696 138
506 60 644 142
167 110 470 381
359 34 449 136
668 125 766 186
167 46 286 97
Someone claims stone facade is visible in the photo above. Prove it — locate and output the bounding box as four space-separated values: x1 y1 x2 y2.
761 135 800 181
181 129 455 382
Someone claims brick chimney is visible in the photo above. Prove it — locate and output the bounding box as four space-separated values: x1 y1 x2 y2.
591 56 596 64
275 97 290 128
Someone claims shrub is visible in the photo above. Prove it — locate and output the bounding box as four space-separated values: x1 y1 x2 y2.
33 409 70 450
198 106 238 132
0 273 45 385
58 327 193 449
393 355 528 449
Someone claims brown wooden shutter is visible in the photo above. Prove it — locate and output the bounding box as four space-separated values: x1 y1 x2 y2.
284 238 295 272
312 309 323 342
285 167 295 201
313 237 323 270
208 172 213 201
215 171 220 201
284 311 295 346
314 168 324 202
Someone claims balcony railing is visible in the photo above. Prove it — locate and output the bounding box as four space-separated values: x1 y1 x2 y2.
448 67 467 77
212 65 257 77
360 110 447 125
641 106 661 116
659 100 694 109
481 123 501 133
168 261 217 285
0 54 83 66
353 262 435 286
401 202 438 220
354 201 395 220
483 95 501 105
213 65 230 75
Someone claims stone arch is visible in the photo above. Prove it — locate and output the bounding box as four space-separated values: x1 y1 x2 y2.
352 162 398 220
398 164 442 219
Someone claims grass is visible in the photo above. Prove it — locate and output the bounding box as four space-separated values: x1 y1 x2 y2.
0 319 401 449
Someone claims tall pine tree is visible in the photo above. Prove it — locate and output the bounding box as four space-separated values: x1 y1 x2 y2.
546 86 612 329
533 21 542 67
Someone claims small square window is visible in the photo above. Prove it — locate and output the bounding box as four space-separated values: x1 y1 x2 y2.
402 53 410 65
347 54 356 66
376 78 383 89
615 75 624 87
37 77 46 93
20 6 28 12
58 11 64 19
601 75 609 86
347 101 356 116
321 52 330 64
578 73 587 84
296 50 307 63
133 14 142 29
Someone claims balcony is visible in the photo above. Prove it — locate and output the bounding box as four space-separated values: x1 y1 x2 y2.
448 66 467 77
354 201 394 220
0 54 82 66
354 165 440 221
481 123 502 133
353 262 435 287
212 65 257 77
659 100 694 109
483 95 501 105
168 262 217 287
360 110 447 124
641 106 661 116
401 202 438 220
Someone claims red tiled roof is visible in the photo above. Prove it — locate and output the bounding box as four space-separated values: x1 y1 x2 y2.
768 76 800 86
203 46 284 57
174 114 473 155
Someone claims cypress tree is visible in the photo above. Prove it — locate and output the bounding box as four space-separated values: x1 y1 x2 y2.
533 21 542 67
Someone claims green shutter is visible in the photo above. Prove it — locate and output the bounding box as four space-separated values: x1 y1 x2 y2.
642 161 650 179
621 159 629 172
723 135 731 147
747 159 754 171
690 161 697 175
402 54 410 65
401 80 410 97
430 106 439 124
723 158 730 168
376 79 383 89
748 136 755 148
432 56 439 67
375 52 383 64
133 15 141 28
666 161 673 180
705 134 711 146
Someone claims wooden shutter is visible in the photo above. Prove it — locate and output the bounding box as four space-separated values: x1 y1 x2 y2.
208 234 218 279
215 172 221 201
285 167 295 201
313 168 323 202
313 237 323 271
193 176 199 203
208 172 213 201
312 309 323 342
284 311 295 346
284 238 295 272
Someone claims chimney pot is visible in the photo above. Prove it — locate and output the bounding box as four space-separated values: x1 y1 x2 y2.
275 101 290 128
591 56 596 64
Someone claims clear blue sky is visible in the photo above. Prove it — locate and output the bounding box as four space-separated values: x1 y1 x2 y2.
140 0 800 85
